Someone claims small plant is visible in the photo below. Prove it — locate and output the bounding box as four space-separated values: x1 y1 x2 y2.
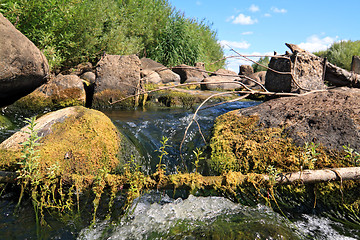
156 136 170 171
17 116 41 207
343 145 360 166
266 165 279 185
193 147 204 173
302 142 320 170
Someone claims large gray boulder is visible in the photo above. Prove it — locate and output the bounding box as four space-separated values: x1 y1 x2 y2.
265 44 326 93
94 54 141 107
0 13 49 107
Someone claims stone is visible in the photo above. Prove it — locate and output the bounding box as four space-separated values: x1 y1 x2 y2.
94 54 141 107
351 56 360 74
0 13 49 107
172 64 209 84
141 69 162 84
140 58 180 84
202 69 241 90
237 87 360 152
265 44 326 93
37 73 86 105
0 106 138 177
239 65 254 76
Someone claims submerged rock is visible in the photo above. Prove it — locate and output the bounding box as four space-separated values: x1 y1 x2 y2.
0 106 136 177
0 13 49 108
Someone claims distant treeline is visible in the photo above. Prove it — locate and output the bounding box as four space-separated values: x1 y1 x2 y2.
314 40 360 71
1 0 225 71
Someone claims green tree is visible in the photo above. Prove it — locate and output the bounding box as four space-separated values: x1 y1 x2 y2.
314 40 360 71
1 0 224 71
252 56 270 72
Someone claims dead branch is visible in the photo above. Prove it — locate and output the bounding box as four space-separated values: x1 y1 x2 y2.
1 167 359 190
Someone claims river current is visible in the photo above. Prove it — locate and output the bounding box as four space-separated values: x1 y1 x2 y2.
0 101 359 239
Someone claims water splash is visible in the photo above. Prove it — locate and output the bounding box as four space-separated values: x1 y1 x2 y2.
78 193 302 240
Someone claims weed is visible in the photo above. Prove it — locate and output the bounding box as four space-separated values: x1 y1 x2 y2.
343 145 360 166
302 142 320 170
156 136 169 171
193 147 204 173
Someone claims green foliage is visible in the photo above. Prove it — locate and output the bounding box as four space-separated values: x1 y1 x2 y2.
17 116 41 187
343 145 360 166
314 40 360 71
252 56 270 72
301 142 320 170
193 147 204 173
156 136 169 170
1 0 224 71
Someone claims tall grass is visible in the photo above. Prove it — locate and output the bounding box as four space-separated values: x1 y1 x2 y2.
1 0 224 71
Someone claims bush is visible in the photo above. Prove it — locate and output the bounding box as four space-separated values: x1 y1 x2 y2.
314 40 360 71
1 0 224 71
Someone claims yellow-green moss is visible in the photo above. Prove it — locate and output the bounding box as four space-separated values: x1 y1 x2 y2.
209 111 353 174
208 110 360 219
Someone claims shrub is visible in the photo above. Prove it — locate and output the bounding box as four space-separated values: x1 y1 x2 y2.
1 0 224 71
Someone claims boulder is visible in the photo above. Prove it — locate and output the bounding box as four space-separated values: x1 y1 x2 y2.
94 54 141 108
140 58 180 84
0 13 49 108
236 87 360 152
265 44 326 93
238 65 266 88
351 56 360 74
0 106 137 178
37 73 86 106
239 65 254 76
172 64 209 84
141 69 162 84
202 69 241 90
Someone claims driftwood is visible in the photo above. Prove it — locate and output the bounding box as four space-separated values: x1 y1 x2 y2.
1 167 359 189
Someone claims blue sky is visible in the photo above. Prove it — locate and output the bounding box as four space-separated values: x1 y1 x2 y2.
168 0 360 72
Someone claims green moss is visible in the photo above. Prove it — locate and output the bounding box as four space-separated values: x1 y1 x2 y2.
0 115 14 130
208 110 360 220
4 90 84 116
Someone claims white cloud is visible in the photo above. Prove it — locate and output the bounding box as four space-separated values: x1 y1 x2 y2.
298 35 339 52
219 40 251 50
232 14 258 25
196 1 202 6
264 13 271 17
249 4 259 12
271 7 287 13
242 31 253 35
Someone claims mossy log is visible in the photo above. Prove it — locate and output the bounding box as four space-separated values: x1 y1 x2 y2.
1 167 359 188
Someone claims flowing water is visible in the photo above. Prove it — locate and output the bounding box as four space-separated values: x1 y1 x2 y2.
0 101 359 239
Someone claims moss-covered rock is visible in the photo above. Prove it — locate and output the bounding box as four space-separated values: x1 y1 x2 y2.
208 111 360 220
0 106 135 179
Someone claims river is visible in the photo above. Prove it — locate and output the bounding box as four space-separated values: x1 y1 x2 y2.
0 101 359 239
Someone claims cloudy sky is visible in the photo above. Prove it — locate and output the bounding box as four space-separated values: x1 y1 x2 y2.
168 0 360 72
